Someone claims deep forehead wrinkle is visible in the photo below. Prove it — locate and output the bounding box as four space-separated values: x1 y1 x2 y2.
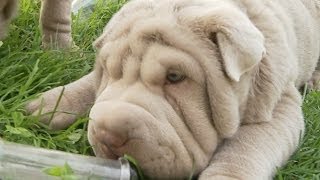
101 36 131 79
102 17 176 80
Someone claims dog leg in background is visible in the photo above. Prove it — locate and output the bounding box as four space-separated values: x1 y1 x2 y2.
308 60 320 89
0 0 18 39
26 72 96 130
199 84 304 180
40 0 73 49
304 0 320 90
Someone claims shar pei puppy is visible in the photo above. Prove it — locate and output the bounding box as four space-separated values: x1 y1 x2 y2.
0 0 73 48
27 0 320 179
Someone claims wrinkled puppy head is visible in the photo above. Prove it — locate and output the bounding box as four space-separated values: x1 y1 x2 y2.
89 0 265 178
0 0 18 39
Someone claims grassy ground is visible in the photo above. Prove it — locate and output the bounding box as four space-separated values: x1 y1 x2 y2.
0 0 320 179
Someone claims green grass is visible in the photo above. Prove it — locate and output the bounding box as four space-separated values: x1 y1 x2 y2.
0 0 126 155
275 91 320 179
0 0 320 179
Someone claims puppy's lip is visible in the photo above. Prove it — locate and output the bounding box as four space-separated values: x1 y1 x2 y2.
100 143 121 160
100 138 139 159
102 137 146 159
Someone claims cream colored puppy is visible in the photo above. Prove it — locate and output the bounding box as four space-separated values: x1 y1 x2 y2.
27 0 320 179
0 0 73 48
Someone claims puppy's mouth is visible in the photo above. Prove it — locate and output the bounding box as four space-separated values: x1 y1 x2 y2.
99 136 148 160
99 143 120 160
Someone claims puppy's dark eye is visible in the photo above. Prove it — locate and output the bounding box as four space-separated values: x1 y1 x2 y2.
166 70 185 83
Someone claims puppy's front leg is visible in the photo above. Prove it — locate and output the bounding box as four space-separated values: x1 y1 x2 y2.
199 85 304 180
40 0 73 49
26 72 96 130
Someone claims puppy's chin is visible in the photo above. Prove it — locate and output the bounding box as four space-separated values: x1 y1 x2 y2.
97 139 194 179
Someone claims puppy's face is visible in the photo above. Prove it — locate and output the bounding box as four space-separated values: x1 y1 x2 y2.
90 37 218 178
0 0 17 39
88 0 266 178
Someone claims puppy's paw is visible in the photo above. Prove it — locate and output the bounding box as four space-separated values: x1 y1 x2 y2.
199 175 240 180
199 166 249 180
26 86 78 130
307 70 320 90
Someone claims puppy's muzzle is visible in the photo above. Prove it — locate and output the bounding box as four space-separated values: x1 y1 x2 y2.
89 101 153 158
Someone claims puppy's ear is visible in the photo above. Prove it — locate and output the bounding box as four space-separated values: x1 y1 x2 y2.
215 23 266 81
181 2 266 82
